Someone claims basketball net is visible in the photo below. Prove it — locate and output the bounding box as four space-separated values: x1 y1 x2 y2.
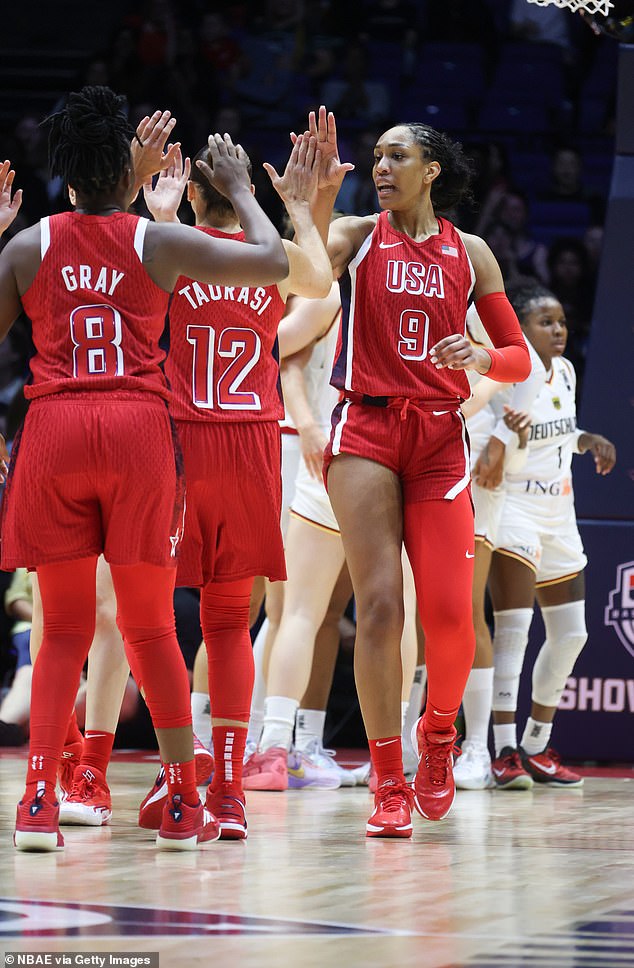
525 0 613 14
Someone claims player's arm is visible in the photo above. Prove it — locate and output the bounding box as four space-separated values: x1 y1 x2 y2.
576 432 616 475
461 376 507 420
278 283 341 360
431 233 531 383
263 134 332 300
281 346 328 481
145 134 288 290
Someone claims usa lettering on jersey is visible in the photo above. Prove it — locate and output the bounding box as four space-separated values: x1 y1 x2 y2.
385 260 445 298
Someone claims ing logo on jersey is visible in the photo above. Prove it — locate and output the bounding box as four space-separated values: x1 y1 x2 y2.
605 561 634 659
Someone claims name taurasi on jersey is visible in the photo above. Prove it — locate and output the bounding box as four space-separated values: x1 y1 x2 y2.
176 281 274 316
61 265 125 296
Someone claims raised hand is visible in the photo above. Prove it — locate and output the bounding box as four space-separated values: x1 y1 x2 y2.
0 160 23 236
263 134 320 208
130 110 180 198
143 145 191 223
503 405 532 448
291 106 354 192
195 133 251 200
580 432 616 475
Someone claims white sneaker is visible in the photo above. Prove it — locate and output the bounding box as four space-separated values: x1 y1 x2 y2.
453 740 494 790
300 740 357 787
351 761 372 786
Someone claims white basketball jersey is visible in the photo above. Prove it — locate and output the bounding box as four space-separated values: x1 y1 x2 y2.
505 356 578 504
303 311 341 431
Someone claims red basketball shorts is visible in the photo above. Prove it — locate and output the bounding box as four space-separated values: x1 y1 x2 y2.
323 397 471 503
1 394 184 569
174 419 286 587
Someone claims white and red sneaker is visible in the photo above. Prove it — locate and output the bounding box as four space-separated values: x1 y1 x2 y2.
242 747 288 791
491 747 534 790
411 718 458 821
59 765 112 826
194 734 214 785
14 785 64 851
366 778 414 838
58 739 83 800
521 746 583 787
138 734 214 830
156 795 220 851
205 783 247 840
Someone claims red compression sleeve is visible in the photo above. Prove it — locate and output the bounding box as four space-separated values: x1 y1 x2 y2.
475 291 531 383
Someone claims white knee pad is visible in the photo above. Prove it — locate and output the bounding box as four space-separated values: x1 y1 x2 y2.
532 600 587 708
492 608 534 712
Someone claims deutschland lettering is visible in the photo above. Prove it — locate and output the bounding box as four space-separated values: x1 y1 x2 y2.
529 417 576 441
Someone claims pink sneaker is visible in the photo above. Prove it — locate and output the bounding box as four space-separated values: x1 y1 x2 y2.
14 785 64 851
242 747 288 791
156 795 220 851
411 718 458 821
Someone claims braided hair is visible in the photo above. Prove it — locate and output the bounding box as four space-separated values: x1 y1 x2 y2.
189 141 253 216
45 86 135 197
399 123 474 212
506 281 555 326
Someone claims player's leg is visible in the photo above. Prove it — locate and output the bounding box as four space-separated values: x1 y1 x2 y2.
246 516 345 791
199 576 254 838
520 571 586 786
488 551 536 790
60 557 129 826
329 454 413 838
14 557 98 851
404 490 475 821
111 561 219 849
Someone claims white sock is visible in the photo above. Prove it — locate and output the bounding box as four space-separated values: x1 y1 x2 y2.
493 723 517 757
402 665 426 749
295 708 326 752
247 619 268 746
461 667 493 748
260 696 298 752
191 692 212 751
521 717 553 755
400 701 409 732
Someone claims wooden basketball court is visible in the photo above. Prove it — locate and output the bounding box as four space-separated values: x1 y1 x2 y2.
1 751 633 968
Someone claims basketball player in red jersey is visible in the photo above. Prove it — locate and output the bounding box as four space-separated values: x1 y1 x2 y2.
0 86 288 852
133 133 333 838
306 110 531 837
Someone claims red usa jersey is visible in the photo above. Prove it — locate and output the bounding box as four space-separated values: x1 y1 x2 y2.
165 226 285 422
22 212 171 401
332 212 475 401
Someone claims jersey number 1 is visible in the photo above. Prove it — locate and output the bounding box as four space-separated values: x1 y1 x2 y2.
187 325 262 410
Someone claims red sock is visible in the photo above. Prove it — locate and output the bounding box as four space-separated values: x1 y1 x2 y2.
164 759 198 806
211 725 248 789
64 709 84 749
369 737 405 787
82 731 115 776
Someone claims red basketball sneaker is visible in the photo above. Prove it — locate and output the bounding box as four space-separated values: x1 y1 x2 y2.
14 785 64 851
520 747 583 787
242 747 288 791
194 734 214 785
59 765 112 826
139 735 215 830
411 719 457 821
206 783 248 840
366 777 414 838
156 795 221 851
58 739 83 800
491 747 534 790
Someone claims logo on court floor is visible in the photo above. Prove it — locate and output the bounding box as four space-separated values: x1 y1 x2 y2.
605 561 634 659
